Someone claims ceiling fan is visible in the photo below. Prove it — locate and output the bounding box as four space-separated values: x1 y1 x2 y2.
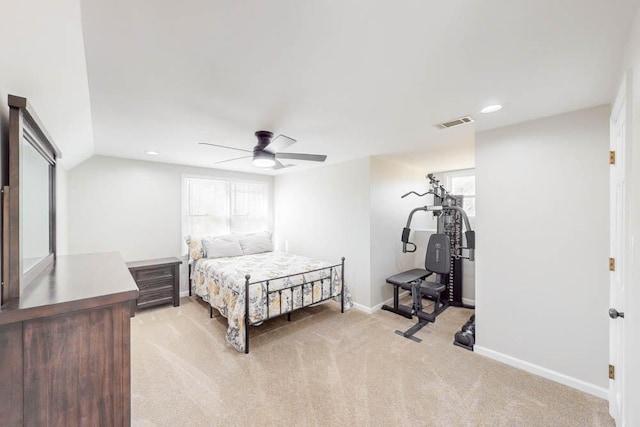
199 130 327 170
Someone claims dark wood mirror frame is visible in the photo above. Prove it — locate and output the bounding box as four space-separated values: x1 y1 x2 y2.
1 95 61 305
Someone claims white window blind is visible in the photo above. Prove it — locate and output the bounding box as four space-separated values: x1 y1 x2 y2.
183 177 268 238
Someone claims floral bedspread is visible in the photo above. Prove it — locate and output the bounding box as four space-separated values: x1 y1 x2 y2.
192 251 353 352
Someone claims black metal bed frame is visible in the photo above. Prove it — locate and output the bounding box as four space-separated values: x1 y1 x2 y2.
189 257 346 354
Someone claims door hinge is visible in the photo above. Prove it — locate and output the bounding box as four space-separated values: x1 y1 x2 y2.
610 151 616 165
609 364 615 380
609 258 615 271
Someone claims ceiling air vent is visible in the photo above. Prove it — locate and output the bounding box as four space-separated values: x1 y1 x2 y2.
435 116 475 130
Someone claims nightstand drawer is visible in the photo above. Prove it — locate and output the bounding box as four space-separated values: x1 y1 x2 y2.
133 266 174 281
138 287 173 308
136 276 173 291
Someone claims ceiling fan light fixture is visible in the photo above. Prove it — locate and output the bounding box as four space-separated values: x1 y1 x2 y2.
252 151 276 168
253 158 275 168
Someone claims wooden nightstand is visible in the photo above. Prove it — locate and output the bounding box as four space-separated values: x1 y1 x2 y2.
127 257 182 310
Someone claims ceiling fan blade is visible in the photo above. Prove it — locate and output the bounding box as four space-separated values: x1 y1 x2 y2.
275 152 327 162
214 155 252 164
264 134 296 154
199 142 252 153
271 159 295 170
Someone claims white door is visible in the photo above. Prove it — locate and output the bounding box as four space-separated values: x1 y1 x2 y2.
609 77 627 424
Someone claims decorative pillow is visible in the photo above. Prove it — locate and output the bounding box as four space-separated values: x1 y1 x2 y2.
202 235 243 259
238 231 274 255
184 235 205 260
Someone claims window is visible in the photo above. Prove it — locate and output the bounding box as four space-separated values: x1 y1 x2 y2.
183 176 268 241
446 169 475 217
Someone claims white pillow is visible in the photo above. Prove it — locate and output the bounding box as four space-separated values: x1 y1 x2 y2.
238 231 274 255
202 235 243 259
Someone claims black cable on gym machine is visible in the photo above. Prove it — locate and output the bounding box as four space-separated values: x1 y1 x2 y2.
382 173 476 343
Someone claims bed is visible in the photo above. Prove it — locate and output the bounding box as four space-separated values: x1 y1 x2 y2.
189 249 352 353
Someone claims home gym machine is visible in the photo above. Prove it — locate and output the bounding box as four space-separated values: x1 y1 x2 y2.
382 173 476 343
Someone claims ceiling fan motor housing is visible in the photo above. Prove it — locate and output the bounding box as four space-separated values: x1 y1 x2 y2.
254 130 274 150
253 130 276 167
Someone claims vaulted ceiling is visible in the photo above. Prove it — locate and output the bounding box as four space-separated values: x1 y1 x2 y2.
6 1 639 173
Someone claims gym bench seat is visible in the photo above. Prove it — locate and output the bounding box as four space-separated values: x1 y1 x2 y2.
384 269 432 318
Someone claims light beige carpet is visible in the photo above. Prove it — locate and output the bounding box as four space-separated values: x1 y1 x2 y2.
131 297 613 426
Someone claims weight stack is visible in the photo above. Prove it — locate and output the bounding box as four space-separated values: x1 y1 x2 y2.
444 195 464 306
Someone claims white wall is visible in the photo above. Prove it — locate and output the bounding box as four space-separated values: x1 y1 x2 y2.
274 158 371 307
0 0 93 169
369 157 430 308
0 0 89 291
618 6 640 424
475 105 610 396
275 156 453 310
67 155 273 292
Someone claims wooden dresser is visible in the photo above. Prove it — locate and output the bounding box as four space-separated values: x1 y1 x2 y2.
127 257 182 310
0 252 138 426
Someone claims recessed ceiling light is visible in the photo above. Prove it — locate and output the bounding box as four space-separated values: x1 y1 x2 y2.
145 151 159 156
480 104 503 114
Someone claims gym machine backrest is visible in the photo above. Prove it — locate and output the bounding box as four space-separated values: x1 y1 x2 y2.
425 233 451 274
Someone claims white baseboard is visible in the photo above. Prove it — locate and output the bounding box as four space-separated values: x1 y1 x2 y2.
474 346 608 399
462 297 475 307
351 302 374 314
352 291 411 314
180 290 190 298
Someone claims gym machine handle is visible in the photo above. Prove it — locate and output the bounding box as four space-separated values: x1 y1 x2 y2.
401 227 417 253
464 231 476 262
401 190 433 199
402 207 476 260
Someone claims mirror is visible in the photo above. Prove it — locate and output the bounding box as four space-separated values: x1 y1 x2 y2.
2 95 60 304
21 135 52 273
